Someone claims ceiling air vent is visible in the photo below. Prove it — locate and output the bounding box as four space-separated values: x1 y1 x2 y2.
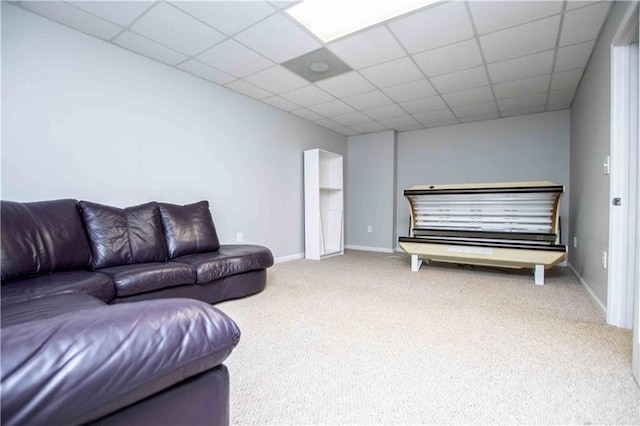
281 47 352 83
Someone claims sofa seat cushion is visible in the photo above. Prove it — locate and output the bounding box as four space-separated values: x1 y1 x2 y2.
98 262 196 297
1 270 115 306
1 293 106 327
1 298 240 426
172 244 274 284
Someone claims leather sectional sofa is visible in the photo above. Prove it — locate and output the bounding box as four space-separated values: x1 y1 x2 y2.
0 199 274 425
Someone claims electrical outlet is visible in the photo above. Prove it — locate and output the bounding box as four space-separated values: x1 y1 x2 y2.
602 250 607 269
573 237 578 248
236 233 243 243
367 225 372 233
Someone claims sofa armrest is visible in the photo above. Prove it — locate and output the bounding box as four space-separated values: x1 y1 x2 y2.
1 298 240 426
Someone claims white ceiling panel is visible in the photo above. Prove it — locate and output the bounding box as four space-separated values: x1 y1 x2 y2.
290 108 323 121
234 13 321 63
313 118 343 130
459 113 500 123
493 75 551 99
566 1 598 11
497 93 547 112
315 72 375 98
113 31 188 65
70 1 152 26
413 109 457 124
559 2 611 47
480 15 560 63
244 65 308 94
548 87 577 105
225 80 272 99
171 1 276 36
334 126 359 136
328 26 405 70
22 1 123 40
388 2 474 54
423 119 459 129
443 86 494 107
332 112 373 126
547 101 572 111
197 39 272 78
488 50 555 84
413 38 482 77
469 1 563 35
350 121 388 134
400 96 448 114
177 59 236 84
379 115 419 129
452 101 498 118
430 66 489 94
131 3 225 56
383 80 437 103
501 105 545 117
343 90 394 110
555 40 595 72
307 100 355 117
262 95 300 111
551 68 584 91
281 85 335 106
362 104 406 120
397 123 427 131
359 57 423 89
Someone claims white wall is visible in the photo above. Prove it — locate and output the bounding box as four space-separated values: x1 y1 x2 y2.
346 131 396 251
396 111 571 245
0 4 347 260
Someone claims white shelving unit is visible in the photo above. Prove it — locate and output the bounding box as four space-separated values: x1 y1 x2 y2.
304 149 343 260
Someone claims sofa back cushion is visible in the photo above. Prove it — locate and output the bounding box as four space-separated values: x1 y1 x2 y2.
158 201 220 258
1 199 93 282
79 201 167 269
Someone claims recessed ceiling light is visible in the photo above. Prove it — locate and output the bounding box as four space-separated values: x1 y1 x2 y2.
286 0 441 43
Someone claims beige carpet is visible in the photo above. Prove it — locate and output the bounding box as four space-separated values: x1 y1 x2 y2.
218 250 640 425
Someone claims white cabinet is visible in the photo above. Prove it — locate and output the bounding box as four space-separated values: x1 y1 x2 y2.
304 149 343 260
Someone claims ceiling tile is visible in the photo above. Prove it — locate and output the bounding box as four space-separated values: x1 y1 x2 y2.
452 101 498 118
343 90 394 110
413 109 456 124
234 13 321 63
551 68 584 90
307 100 355 117
548 87 577 105
350 121 388 134
244 65 308 94
171 1 276 36
560 2 611 46
480 16 560 63
413 39 482 77
280 85 335 106
21 1 123 40
497 93 547 112
554 40 595 72
430 66 489 94
360 57 423 88
423 119 459 129
383 80 437 103
547 102 572 111
70 1 152 26
262 95 300 111
131 3 225 56
493 75 550 99
225 80 272 99
363 104 406 120
379 115 419 129
459 113 501 123
315 72 375 98
290 108 324 121
398 123 428 131
197 39 273 77
332 112 372 126
400 96 448 114
314 117 343 130
113 31 188 65
443 86 494 107
566 1 598 11
177 59 236 84
328 26 406 69
488 50 555 84
334 126 359 136
388 2 474 54
469 1 563 35
501 105 545 117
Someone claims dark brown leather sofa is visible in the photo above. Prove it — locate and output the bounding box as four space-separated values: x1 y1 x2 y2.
0 199 274 426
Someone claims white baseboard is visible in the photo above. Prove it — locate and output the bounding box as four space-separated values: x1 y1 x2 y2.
568 262 607 317
274 253 304 264
345 245 394 253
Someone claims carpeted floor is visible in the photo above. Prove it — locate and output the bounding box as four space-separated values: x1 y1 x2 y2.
218 250 640 425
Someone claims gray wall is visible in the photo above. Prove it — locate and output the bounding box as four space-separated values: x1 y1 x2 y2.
569 1 637 308
396 111 571 244
346 131 397 251
1 4 347 261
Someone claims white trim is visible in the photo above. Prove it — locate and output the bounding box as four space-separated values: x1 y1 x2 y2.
568 263 607 317
274 253 304 263
345 244 394 253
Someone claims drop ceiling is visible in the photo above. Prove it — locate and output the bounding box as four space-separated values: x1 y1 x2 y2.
14 0 612 136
